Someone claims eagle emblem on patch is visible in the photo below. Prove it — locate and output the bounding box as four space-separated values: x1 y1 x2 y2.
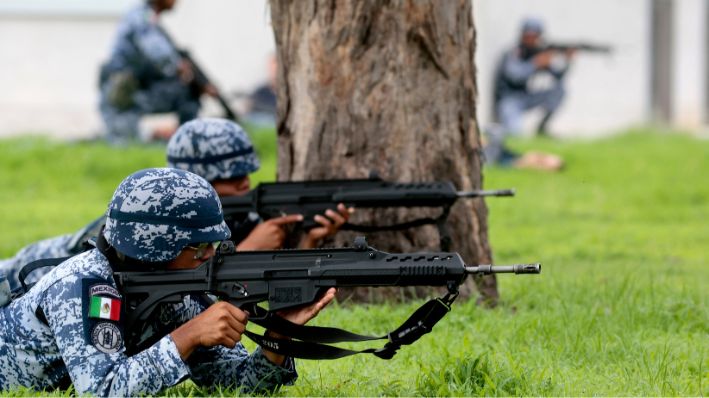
91 322 123 354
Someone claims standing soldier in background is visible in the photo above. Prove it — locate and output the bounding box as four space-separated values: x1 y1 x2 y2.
98 0 217 144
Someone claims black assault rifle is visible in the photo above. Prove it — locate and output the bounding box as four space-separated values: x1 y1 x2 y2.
542 42 613 54
117 237 540 360
220 177 515 250
156 24 240 122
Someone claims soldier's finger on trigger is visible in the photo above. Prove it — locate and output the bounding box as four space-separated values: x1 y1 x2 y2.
326 209 345 224
314 214 331 226
273 214 304 226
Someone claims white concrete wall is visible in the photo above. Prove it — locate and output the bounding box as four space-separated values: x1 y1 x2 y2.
473 0 652 138
0 16 117 137
672 0 707 128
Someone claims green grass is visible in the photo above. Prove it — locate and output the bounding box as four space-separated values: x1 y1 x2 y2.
0 129 707 396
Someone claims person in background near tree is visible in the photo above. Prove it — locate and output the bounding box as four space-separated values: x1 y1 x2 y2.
484 17 567 171
98 0 218 144
0 168 336 396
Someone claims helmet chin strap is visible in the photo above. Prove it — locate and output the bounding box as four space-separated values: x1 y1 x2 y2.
96 228 171 272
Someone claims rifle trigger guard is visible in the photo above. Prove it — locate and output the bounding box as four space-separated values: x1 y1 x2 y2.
241 303 269 321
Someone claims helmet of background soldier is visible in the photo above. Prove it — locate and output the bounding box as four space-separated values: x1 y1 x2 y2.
103 168 231 262
521 17 544 35
166 118 260 182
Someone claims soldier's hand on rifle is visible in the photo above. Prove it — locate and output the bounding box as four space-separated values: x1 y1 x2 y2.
177 59 194 84
262 287 337 365
565 47 577 60
299 203 354 249
236 214 304 250
203 83 219 97
278 287 337 326
170 301 248 360
533 50 554 68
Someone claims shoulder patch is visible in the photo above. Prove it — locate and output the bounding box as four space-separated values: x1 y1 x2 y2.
91 322 123 354
89 284 121 299
82 278 124 352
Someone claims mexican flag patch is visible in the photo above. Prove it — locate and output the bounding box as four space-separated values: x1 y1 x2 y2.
89 296 121 321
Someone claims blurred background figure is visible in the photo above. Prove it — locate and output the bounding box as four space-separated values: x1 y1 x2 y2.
243 54 278 127
484 17 570 171
493 17 573 139
98 0 218 144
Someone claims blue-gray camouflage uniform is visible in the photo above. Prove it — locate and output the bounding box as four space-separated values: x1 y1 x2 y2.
0 168 296 396
167 118 262 242
0 118 261 291
493 48 566 135
0 217 104 292
99 3 199 144
485 18 568 164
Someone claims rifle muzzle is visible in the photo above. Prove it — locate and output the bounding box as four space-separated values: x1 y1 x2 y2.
465 263 541 274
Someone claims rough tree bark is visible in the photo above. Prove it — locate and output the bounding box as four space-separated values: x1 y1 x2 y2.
269 0 498 304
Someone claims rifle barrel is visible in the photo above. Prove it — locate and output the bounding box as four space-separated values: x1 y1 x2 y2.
457 189 516 198
466 263 541 274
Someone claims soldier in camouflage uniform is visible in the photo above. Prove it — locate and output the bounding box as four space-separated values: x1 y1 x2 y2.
166 117 353 249
0 118 349 295
0 168 335 395
99 0 216 144
483 18 567 170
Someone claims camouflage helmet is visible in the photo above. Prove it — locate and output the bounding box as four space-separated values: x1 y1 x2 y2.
166 118 260 182
521 17 544 35
103 168 231 262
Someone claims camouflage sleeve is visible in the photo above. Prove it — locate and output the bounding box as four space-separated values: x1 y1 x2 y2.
501 50 537 85
39 276 190 396
187 344 297 393
130 17 181 77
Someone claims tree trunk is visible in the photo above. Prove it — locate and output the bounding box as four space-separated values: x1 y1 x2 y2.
269 0 498 304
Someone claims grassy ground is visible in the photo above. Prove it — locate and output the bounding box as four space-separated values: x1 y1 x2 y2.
0 130 706 396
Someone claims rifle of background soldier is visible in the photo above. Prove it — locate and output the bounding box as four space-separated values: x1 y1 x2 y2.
528 41 613 68
543 42 613 54
220 178 515 250
156 24 240 122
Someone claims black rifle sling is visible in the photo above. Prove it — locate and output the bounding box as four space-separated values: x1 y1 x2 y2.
340 205 453 251
18 256 72 294
244 304 382 344
242 294 456 360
